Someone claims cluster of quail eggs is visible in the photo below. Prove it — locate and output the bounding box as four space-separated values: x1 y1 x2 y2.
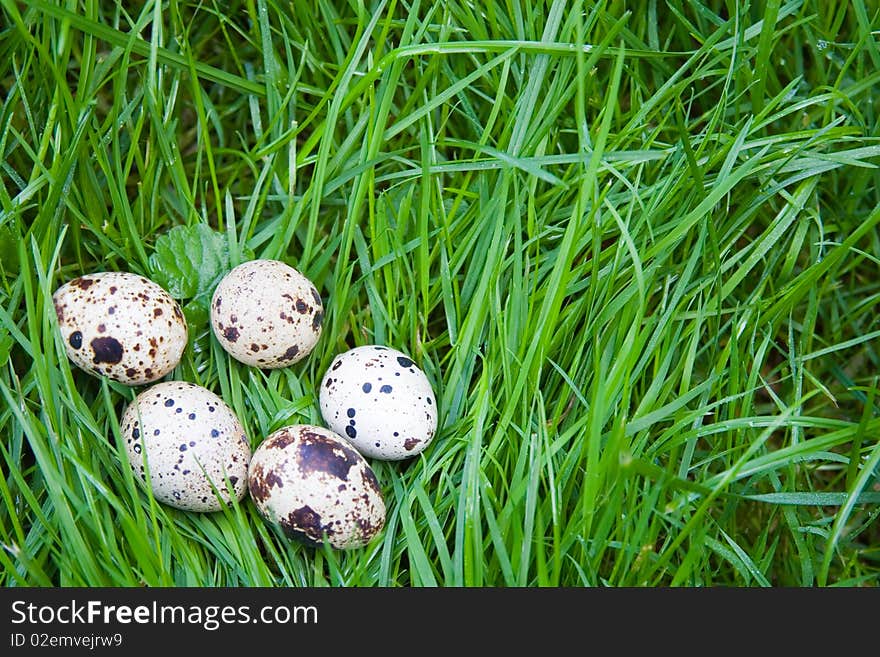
54 259 438 550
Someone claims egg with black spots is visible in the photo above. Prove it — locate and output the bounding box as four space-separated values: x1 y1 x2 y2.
248 424 386 549
120 381 251 512
319 345 438 460
53 271 188 386
210 259 323 368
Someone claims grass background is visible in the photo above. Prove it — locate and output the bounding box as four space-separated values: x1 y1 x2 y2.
1 0 879 587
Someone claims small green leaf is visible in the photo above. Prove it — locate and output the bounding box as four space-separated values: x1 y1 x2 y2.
148 224 230 300
182 296 211 328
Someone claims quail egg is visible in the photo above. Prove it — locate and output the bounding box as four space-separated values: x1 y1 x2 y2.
53 271 188 386
248 424 386 549
120 381 251 512
210 259 323 368
319 345 438 460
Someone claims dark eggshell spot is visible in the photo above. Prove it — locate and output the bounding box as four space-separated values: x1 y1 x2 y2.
223 326 240 342
361 466 382 493
68 331 83 349
283 344 299 361
264 470 284 490
397 356 414 368
268 429 297 450
90 336 123 364
248 464 284 502
285 505 331 544
280 523 323 548
297 431 359 481
354 514 383 541
248 464 270 502
311 310 323 332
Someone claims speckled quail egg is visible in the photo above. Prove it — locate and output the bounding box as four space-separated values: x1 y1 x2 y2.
53 271 188 386
248 424 386 549
120 381 251 512
210 259 323 368
319 345 438 460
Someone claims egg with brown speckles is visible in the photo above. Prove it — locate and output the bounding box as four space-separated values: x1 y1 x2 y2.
319 345 437 460
120 381 251 512
210 260 323 368
53 271 188 386
248 424 386 549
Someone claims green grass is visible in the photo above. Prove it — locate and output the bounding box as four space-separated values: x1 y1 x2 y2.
1 0 879 587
